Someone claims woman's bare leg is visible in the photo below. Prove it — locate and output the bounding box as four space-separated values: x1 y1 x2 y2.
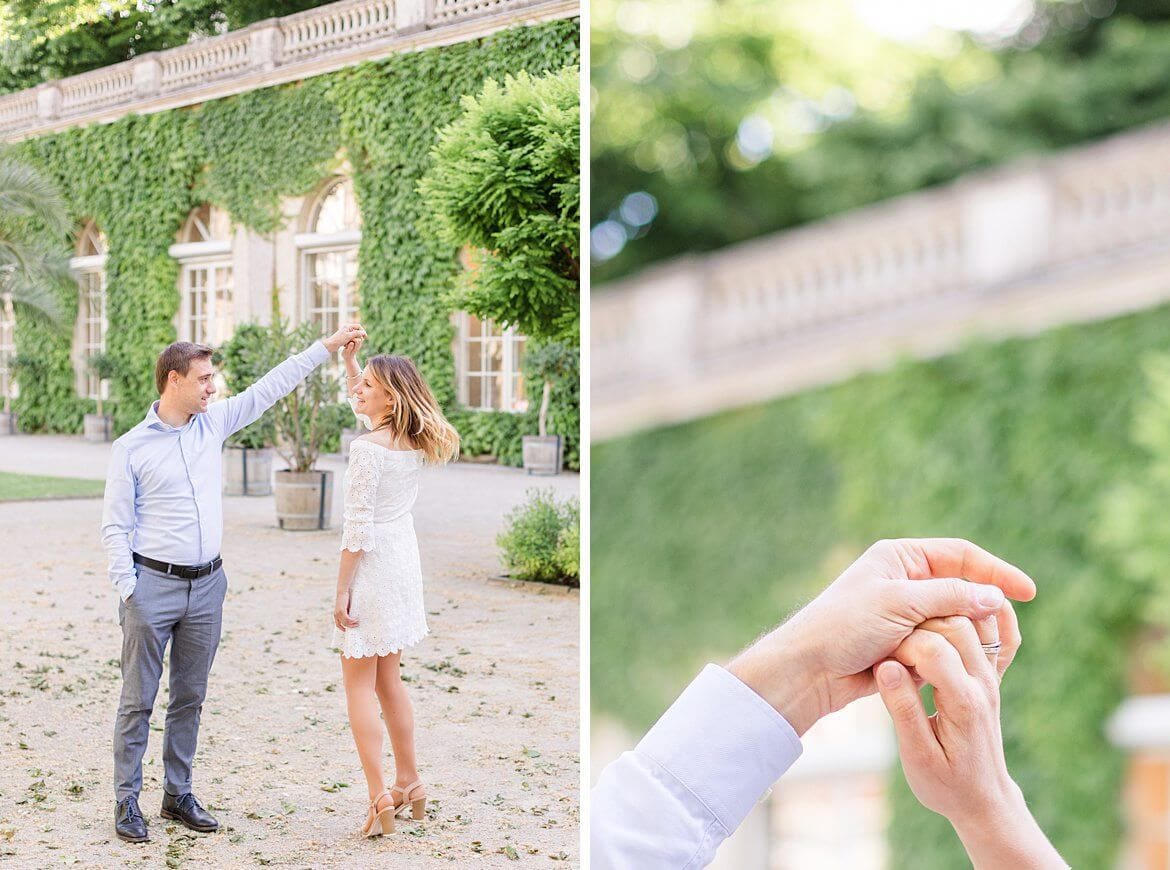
374 652 419 787
341 654 392 811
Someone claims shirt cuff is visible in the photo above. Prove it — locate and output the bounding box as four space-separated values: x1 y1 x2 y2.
636 663 803 835
307 340 331 365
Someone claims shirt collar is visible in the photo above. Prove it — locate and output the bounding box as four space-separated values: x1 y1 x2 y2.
145 400 185 432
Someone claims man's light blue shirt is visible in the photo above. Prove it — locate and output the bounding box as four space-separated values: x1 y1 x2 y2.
591 664 803 869
100 340 331 600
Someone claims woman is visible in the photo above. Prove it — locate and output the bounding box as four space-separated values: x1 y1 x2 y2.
332 337 460 838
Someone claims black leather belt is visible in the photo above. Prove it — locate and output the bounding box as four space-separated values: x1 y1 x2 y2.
133 552 222 579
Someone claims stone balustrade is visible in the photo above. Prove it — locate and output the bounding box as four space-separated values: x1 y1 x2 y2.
593 121 1170 439
0 0 576 141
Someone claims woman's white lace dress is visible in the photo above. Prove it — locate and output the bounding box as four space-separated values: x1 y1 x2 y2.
331 440 429 657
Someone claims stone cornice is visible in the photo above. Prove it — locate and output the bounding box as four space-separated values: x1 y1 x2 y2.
592 120 1170 438
0 0 579 142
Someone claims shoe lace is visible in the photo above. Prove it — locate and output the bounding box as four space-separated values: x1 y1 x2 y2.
122 799 143 823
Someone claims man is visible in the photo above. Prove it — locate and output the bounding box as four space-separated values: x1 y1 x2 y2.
101 323 365 843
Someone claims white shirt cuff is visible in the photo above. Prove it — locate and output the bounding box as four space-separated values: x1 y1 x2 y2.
308 340 331 364
636 663 803 834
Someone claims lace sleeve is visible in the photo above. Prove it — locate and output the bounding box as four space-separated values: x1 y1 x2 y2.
340 443 383 552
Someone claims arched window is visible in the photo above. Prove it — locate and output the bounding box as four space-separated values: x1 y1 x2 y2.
72 221 108 400
170 204 234 346
297 177 361 336
452 248 527 412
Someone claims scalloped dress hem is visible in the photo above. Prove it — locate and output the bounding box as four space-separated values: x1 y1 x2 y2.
331 627 430 659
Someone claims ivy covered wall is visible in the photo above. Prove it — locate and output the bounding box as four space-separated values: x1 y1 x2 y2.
592 305 1170 866
13 19 580 466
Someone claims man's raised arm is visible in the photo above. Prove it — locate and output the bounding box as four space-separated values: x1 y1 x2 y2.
211 324 366 439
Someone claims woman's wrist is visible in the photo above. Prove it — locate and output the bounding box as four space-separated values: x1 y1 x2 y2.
950 781 1066 869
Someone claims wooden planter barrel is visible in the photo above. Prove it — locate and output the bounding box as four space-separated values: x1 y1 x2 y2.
223 446 274 496
273 469 333 530
522 434 563 475
83 413 113 442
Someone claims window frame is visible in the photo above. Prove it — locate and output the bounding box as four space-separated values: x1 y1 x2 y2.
170 206 235 348
453 311 527 413
70 223 109 401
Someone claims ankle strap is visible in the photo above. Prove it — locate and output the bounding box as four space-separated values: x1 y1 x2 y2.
392 780 424 798
369 789 392 809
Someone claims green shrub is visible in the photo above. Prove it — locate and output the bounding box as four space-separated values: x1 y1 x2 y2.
553 512 579 582
419 66 580 344
448 407 528 465
497 488 579 586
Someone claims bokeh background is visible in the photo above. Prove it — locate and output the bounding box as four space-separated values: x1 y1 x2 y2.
590 1 1170 866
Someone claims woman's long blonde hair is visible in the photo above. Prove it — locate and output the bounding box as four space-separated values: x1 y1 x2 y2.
364 354 460 465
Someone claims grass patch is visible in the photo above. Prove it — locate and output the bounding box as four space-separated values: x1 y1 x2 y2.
0 471 105 502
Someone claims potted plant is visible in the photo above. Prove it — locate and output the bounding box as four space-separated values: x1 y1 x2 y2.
217 324 277 496
84 351 117 442
266 320 342 530
522 340 574 475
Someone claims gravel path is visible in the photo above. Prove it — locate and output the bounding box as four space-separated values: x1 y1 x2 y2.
0 437 580 868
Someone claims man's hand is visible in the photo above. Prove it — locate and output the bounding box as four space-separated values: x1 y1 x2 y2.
323 323 367 354
727 538 1034 735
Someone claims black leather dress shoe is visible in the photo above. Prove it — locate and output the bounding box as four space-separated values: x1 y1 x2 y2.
115 796 149 843
161 791 219 832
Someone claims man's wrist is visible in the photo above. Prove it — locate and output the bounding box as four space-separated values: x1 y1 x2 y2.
726 622 829 735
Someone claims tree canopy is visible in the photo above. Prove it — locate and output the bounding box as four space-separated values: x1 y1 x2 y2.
592 0 1170 284
0 0 331 95
420 66 580 343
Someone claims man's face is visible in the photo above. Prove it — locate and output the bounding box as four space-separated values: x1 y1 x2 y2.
169 357 216 414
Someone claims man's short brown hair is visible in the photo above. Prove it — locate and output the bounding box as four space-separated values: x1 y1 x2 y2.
155 342 214 395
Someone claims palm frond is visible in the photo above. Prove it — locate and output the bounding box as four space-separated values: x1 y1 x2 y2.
1 278 66 329
0 156 69 236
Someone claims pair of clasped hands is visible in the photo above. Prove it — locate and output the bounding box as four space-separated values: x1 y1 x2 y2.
730 538 1066 867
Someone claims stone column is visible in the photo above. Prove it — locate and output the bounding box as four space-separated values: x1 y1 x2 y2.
132 58 161 97
960 171 1053 287
36 85 61 121
249 20 283 72
398 0 431 32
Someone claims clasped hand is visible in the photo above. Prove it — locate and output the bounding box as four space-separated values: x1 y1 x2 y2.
727 539 1066 867
323 322 367 354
